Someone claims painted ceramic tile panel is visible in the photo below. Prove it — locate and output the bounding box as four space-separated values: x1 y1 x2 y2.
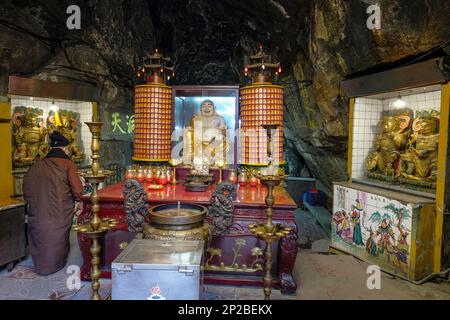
332 185 413 277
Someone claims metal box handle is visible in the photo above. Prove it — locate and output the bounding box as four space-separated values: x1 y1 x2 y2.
178 266 194 276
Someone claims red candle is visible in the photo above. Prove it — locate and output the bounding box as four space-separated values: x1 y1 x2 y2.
229 171 237 184
238 172 247 186
159 175 168 186
145 170 154 183
136 170 145 183
250 176 258 187
125 172 134 180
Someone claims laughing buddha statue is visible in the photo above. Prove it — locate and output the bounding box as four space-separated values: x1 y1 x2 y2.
401 110 439 183
366 110 412 179
183 99 229 167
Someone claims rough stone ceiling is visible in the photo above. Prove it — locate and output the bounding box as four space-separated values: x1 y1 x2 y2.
146 0 309 84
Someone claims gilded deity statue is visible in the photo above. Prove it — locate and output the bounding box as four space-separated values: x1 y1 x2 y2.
183 99 229 167
366 110 412 179
12 107 48 167
13 143 34 165
47 110 85 163
400 110 439 184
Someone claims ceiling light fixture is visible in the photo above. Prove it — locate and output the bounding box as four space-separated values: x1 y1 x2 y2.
393 95 406 108
50 100 59 112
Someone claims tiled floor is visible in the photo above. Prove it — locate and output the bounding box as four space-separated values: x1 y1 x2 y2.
0 232 112 300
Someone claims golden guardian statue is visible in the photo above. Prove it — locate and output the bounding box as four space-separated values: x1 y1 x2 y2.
400 109 439 189
12 107 48 167
366 109 412 181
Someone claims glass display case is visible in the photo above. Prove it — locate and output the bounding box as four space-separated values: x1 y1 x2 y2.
350 85 441 196
6 76 99 198
172 86 239 167
336 57 450 280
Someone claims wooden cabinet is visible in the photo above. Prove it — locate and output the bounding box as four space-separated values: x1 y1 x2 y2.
0 199 26 271
332 182 436 280
340 58 450 279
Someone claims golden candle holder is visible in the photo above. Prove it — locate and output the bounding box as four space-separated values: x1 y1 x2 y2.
248 173 291 300
73 121 116 300
248 123 291 300
170 159 181 185
216 159 225 183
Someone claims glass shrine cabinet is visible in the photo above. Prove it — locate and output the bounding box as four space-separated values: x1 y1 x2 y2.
335 57 450 281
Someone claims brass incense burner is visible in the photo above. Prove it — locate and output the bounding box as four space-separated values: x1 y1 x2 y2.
149 203 207 230
143 203 210 245
73 120 116 300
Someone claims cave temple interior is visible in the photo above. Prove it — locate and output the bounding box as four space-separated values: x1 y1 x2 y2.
0 0 450 304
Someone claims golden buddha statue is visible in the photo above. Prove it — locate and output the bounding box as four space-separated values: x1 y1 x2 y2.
12 107 48 167
366 110 412 179
47 110 85 163
401 110 439 183
183 99 229 167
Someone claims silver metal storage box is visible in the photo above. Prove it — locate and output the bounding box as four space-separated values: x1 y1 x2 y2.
112 239 204 300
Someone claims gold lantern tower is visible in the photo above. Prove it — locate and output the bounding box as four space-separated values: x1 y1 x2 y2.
239 46 284 168
133 50 174 162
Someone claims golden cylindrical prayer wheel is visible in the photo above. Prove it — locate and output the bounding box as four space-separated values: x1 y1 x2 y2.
239 84 284 166
132 84 173 162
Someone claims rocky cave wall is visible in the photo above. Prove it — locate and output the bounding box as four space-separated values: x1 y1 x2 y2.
0 0 154 170
1 0 449 195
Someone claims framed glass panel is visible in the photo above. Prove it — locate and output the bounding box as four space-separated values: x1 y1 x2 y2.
172 86 239 167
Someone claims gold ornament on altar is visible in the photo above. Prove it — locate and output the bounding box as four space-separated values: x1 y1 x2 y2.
184 157 215 192
205 238 264 273
366 109 412 181
170 158 182 185
216 159 225 183
143 203 210 248
47 109 85 163
183 99 229 167
400 109 439 188
12 107 48 167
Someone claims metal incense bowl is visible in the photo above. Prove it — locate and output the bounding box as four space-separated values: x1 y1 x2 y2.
149 203 208 231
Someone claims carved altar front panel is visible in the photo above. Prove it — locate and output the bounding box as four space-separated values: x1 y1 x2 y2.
77 182 298 293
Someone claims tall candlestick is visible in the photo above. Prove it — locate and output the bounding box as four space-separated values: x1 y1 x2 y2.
73 121 116 300
248 174 291 300
92 102 99 122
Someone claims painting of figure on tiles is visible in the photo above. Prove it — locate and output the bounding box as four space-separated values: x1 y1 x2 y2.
332 186 412 277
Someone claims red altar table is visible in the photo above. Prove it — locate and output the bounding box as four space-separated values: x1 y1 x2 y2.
77 182 298 294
